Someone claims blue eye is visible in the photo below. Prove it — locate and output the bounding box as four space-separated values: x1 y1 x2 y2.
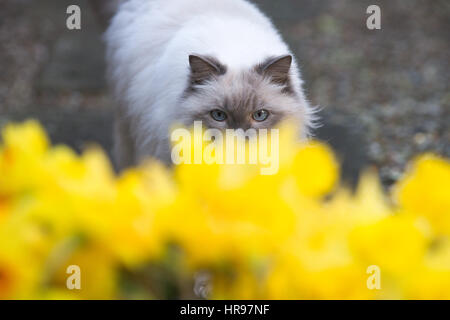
252 109 269 122
210 109 227 122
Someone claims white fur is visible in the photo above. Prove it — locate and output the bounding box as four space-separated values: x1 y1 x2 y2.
105 0 314 168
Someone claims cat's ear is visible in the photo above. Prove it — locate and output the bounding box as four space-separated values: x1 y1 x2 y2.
189 55 226 84
258 55 292 86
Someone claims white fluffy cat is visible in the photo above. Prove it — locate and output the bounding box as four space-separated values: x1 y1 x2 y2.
103 0 315 169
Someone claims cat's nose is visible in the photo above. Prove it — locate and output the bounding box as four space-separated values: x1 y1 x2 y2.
233 125 251 131
228 121 251 131
226 123 258 140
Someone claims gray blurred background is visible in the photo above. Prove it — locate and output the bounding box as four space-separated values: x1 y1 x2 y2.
0 0 449 186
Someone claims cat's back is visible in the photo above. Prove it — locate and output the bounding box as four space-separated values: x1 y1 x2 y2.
106 0 287 80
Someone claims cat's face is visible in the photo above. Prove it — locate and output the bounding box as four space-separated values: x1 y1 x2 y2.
179 54 305 131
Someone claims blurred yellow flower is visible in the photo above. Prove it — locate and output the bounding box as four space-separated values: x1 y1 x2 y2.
291 141 338 198
0 120 49 195
396 154 450 234
0 120 449 300
0 230 42 299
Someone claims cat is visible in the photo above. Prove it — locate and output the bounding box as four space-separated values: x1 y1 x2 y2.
102 0 316 169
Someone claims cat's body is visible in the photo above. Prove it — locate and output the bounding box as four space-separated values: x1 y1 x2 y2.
104 0 315 169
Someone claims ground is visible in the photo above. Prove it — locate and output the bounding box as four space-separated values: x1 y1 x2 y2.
0 0 448 186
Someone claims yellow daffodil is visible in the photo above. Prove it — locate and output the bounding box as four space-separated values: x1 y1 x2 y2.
0 120 449 300
291 141 339 198
395 154 450 235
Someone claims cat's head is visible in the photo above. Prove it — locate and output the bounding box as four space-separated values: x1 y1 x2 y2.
178 54 312 134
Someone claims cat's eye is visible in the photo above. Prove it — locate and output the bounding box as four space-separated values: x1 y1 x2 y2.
210 109 227 122
252 109 269 122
